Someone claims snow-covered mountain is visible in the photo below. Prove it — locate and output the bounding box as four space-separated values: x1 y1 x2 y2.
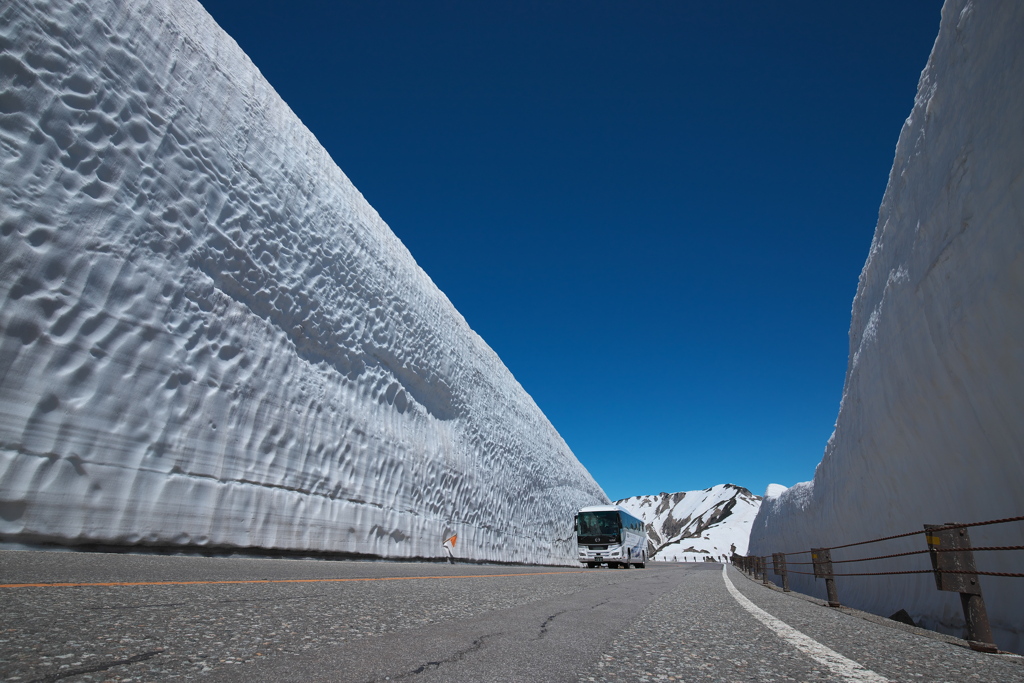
0 0 608 564
616 484 760 563
749 0 1024 653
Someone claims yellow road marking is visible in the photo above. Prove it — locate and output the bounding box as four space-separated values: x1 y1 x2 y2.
0 570 590 589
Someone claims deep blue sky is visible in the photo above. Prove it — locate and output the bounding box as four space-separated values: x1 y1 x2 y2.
198 0 943 501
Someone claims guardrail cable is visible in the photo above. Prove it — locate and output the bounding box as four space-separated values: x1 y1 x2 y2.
774 515 1024 555
935 545 1024 553
830 549 929 564
786 568 1024 578
786 568 932 577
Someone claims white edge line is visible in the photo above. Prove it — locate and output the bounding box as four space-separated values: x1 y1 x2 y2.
721 564 890 683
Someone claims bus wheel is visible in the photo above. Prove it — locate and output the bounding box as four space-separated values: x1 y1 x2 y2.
586 563 597 568
638 553 646 569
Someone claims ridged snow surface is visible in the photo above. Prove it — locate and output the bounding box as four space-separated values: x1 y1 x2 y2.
0 0 608 564
616 484 760 563
749 0 1024 653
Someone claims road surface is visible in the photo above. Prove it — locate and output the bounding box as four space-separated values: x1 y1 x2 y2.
1 549 1022 681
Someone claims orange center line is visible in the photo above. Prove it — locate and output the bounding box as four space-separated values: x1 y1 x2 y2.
0 570 591 589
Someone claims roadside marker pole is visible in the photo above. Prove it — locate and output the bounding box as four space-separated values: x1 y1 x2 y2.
443 533 457 564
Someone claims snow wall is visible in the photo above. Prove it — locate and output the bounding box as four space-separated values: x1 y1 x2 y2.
0 0 609 565
748 0 1024 652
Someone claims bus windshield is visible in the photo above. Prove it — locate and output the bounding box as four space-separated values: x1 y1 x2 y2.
576 511 621 538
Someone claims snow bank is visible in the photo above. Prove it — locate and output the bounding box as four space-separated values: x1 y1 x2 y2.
617 484 760 562
0 0 607 564
749 0 1024 652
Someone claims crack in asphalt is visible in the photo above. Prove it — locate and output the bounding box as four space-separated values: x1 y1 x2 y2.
373 633 500 681
533 610 567 641
25 650 164 683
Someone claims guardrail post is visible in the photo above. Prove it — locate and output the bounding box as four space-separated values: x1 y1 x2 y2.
925 523 997 652
762 556 770 585
756 556 764 581
773 552 790 592
812 547 841 607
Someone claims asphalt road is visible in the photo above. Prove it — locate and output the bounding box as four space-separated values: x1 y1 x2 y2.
1 549 1022 682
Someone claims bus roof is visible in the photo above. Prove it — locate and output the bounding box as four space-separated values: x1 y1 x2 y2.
578 504 628 513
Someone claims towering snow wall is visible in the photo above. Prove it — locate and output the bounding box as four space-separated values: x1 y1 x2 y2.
749 0 1024 652
0 0 608 564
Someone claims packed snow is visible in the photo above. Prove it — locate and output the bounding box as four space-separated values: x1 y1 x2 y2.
616 484 760 563
748 0 1024 653
0 0 608 564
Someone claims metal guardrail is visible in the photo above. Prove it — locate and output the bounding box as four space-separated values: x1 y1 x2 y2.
731 515 1024 653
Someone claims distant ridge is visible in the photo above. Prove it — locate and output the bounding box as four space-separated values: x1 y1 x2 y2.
616 484 760 563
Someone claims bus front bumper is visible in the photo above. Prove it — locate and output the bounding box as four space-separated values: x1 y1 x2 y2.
578 544 623 563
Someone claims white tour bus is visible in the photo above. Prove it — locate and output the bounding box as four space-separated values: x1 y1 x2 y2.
575 505 647 568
